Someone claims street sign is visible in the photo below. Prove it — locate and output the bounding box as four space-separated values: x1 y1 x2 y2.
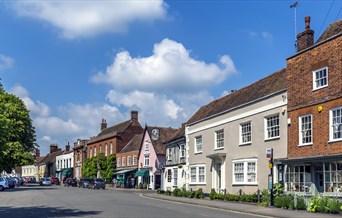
266 148 273 158
268 174 273 190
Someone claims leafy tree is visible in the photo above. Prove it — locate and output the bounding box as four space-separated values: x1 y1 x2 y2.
82 154 116 180
82 157 97 178
0 87 36 172
100 154 116 181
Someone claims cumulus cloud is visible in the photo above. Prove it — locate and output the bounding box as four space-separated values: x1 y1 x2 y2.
0 54 14 71
244 30 273 41
92 38 236 92
9 1 167 39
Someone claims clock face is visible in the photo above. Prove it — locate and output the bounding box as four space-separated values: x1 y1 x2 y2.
151 129 159 140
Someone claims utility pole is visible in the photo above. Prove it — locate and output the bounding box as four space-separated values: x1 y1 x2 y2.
290 2 299 48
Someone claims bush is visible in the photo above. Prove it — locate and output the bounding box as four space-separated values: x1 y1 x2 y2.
138 183 143 189
273 183 284 197
274 195 292 209
194 188 203 199
260 189 270 206
143 183 148 189
226 193 239 202
240 193 258 203
295 196 307 210
173 188 182 197
209 189 217 200
308 196 330 213
327 198 341 214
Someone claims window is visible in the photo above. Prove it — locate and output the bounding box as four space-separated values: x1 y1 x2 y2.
144 155 149 166
145 143 149 151
330 107 342 141
240 122 252 144
179 144 185 158
117 158 121 167
99 145 102 154
127 156 131 166
133 155 137 166
110 143 113 154
173 168 178 186
167 148 172 161
105 144 108 156
94 147 97 157
167 169 172 182
189 165 206 184
299 115 312 145
233 159 257 184
285 165 311 192
215 129 224 149
265 115 280 139
122 157 126 167
313 67 328 90
90 148 92 158
195 136 202 153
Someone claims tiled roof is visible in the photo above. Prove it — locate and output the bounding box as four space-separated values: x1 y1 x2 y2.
88 120 131 144
120 134 144 153
147 126 179 155
39 150 64 165
165 124 185 144
187 69 287 125
316 19 342 43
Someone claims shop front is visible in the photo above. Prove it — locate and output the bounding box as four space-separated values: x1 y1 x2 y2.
114 168 137 188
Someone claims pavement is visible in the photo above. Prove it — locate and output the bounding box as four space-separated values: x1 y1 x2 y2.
108 186 341 218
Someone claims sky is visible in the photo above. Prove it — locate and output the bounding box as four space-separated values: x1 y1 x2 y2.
0 0 341 156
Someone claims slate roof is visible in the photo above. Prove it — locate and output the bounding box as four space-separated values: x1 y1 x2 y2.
88 120 131 144
120 134 144 153
147 126 179 155
187 69 287 125
316 19 342 43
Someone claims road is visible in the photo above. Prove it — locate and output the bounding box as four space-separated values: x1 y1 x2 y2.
0 184 267 218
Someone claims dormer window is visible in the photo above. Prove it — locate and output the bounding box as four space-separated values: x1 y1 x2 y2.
313 67 328 90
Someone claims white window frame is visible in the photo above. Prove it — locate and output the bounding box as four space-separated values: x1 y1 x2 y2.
240 122 252 145
189 164 206 185
299 114 313 146
110 143 113 154
127 156 131 166
117 158 121 167
313 66 328 90
145 143 149 151
232 159 257 185
122 157 126 167
105 144 108 156
265 114 280 140
173 168 178 186
94 147 97 157
215 129 224 149
167 148 172 161
179 143 185 158
144 155 150 166
194 136 202 154
90 148 92 158
99 145 102 154
330 107 342 142
133 155 137 166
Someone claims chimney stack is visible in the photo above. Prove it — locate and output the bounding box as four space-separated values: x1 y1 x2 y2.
35 148 40 158
296 16 314 52
50 144 58 153
65 142 70 151
131 111 138 125
101 118 107 131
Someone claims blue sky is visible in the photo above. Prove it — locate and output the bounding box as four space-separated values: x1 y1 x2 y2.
0 0 341 155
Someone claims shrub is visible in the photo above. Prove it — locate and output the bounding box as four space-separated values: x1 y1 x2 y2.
143 183 147 189
260 189 270 206
209 189 217 200
226 193 239 202
173 188 182 197
217 193 224 200
274 195 292 209
295 196 307 210
240 193 258 203
273 183 284 197
328 198 341 214
138 183 143 189
157 189 161 194
194 188 203 199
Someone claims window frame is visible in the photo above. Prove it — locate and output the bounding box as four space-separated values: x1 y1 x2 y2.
117 158 121 167
173 168 178 186
312 66 328 90
133 155 137 166
105 143 108 156
122 157 126 167
194 136 202 154
110 143 113 155
167 148 172 161
330 107 342 142
189 164 206 185
144 155 150 166
167 169 172 183
94 147 97 157
215 129 224 149
232 159 258 185
179 143 185 158
299 114 313 146
127 156 131 166
264 114 280 140
240 122 252 145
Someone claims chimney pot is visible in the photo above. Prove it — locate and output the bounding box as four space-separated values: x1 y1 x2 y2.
131 110 138 125
101 117 107 131
305 16 311 29
296 16 314 52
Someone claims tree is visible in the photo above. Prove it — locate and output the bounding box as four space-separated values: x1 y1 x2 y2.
0 88 36 172
82 157 97 178
82 154 116 180
100 154 116 181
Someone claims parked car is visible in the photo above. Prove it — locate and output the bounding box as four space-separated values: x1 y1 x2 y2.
6 178 15 189
90 178 106 189
65 178 77 187
0 177 9 191
51 177 60 185
78 178 91 188
26 177 37 183
40 178 52 186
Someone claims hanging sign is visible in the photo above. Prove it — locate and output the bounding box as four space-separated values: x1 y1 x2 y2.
266 148 273 158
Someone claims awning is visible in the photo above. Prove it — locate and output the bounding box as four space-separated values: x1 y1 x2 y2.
280 154 342 165
135 169 149 177
114 168 136 175
62 168 73 176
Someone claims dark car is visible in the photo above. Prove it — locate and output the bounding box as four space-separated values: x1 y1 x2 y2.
65 178 77 187
51 177 60 185
90 178 106 189
29 177 36 183
78 178 91 188
6 178 15 188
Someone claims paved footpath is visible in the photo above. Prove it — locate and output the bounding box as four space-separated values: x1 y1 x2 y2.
135 191 341 218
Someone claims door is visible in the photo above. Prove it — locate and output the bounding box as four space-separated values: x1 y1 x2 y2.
155 175 161 189
216 163 222 190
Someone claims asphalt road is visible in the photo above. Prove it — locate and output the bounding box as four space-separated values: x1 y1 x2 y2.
0 184 268 218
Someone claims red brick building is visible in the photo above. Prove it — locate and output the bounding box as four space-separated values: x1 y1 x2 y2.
86 111 143 159
73 139 89 180
283 18 342 194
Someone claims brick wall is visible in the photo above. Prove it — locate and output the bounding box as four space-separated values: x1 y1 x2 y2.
116 150 139 168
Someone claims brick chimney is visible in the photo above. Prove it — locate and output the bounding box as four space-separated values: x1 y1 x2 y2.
35 148 40 158
50 144 58 153
65 142 70 151
296 16 314 52
131 110 138 125
101 118 107 131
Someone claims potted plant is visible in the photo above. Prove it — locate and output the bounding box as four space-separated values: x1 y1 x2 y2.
178 164 183 169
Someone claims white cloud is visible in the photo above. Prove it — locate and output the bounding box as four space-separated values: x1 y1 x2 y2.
33 117 81 136
0 54 14 71
10 1 167 39
261 32 273 40
244 30 273 41
92 38 236 92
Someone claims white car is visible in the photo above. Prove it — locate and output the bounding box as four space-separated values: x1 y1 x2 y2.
40 178 52 186
0 177 9 191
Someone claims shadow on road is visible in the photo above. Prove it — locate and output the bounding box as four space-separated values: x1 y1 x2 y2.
0 206 101 217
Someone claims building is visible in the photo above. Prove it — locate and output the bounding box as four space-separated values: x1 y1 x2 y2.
186 69 288 194
86 111 143 160
56 144 74 180
115 134 143 188
283 18 342 195
136 126 178 190
73 139 88 180
163 124 186 191
37 144 63 179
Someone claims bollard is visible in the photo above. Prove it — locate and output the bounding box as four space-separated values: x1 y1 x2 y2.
223 189 227 202
257 189 261 203
239 189 242 196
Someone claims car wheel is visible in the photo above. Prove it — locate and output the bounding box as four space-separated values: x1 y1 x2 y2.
0 186 4 191
103 187 105 189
